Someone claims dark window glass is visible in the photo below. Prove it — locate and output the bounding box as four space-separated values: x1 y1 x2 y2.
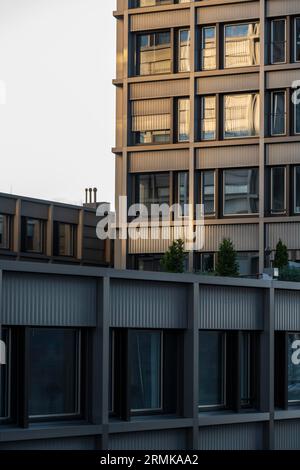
271 91 286 136
271 167 286 213
29 329 80 417
0 215 10 250
288 333 300 403
295 18 300 62
295 167 300 214
137 255 162 272
177 172 189 216
196 253 215 273
0 328 9 419
240 332 252 406
137 173 170 212
295 100 300 135
137 31 171 76
56 223 76 257
236 253 259 276
199 331 225 408
130 331 162 411
25 219 44 253
224 23 260 68
271 19 286 64
202 171 215 215
223 168 259 215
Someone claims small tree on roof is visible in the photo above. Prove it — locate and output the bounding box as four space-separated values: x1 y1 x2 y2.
215 238 239 277
274 239 289 270
160 239 185 273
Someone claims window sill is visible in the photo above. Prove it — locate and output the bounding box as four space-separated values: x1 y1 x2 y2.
109 414 193 433
275 407 300 420
198 410 269 427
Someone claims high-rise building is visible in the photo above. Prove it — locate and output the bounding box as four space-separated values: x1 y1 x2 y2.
113 0 300 275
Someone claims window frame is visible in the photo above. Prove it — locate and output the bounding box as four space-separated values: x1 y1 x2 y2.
295 17 300 63
201 170 216 216
222 167 259 217
223 92 260 140
294 166 300 215
223 21 260 69
270 166 287 215
294 94 300 136
200 95 217 141
177 28 191 73
271 90 287 137
201 25 217 71
135 29 172 77
0 214 11 251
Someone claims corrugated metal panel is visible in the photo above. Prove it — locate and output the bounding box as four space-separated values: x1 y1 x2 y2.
1 272 97 326
267 143 300 165
130 79 189 100
131 9 190 31
202 224 259 251
115 86 123 147
129 149 189 173
21 201 49 219
266 69 300 89
197 73 259 94
198 423 264 450
275 420 300 450
275 290 300 331
267 223 300 251
109 429 187 450
0 196 16 215
196 145 259 169
197 2 259 24
110 279 188 329
199 285 264 330
0 437 96 450
267 0 300 17
132 98 171 116
53 206 79 224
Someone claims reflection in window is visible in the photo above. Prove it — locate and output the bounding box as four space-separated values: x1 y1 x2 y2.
199 331 225 408
137 173 170 212
177 171 189 216
197 253 215 273
295 167 300 214
201 96 216 140
288 333 300 403
24 218 44 253
224 23 260 68
271 167 286 214
177 98 190 142
137 31 171 76
223 168 259 215
271 91 286 136
295 18 300 62
130 331 162 411
132 99 171 144
54 223 76 257
0 328 9 419
201 27 216 70
271 19 286 64
201 171 215 215
224 93 260 138
178 29 190 72
295 100 300 135
29 328 80 417
0 215 10 250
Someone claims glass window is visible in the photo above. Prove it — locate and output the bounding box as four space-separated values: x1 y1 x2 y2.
55 223 76 257
224 23 260 68
237 253 259 276
178 29 190 72
294 166 300 214
271 91 286 136
197 253 215 273
24 218 44 253
199 331 225 408
271 19 286 64
201 27 216 70
223 168 259 216
177 98 190 142
130 331 162 411
29 328 80 417
0 328 9 420
137 31 171 76
137 173 170 212
224 93 260 138
132 99 171 144
0 215 10 250
138 0 189 6
201 96 216 140
295 18 300 62
201 170 215 215
288 333 300 403
137 255 163 272
271 167 286 214
294 99 300 135
240 332 252 406
177 171 189 216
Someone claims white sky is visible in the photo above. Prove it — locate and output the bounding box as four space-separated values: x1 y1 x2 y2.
0 0 116 207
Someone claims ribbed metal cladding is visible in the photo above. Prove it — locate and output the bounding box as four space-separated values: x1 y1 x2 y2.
267 223 300 250
275 290 300 331
202 224 259 251
198 423 264 450
130 9 190 32
196 145 259 169
266 69 300 89
267 0 299 17
267 143 300 165
130 79 189 100
197 73 259 94
110 279 188 329
129 149 190 173
0 437 96 450
197 1 260 24
199 285 264 330
109 429 187 450
1 272 97 326
275 420 300 450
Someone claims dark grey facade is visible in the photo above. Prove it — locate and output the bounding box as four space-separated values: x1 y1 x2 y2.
0 260 300 450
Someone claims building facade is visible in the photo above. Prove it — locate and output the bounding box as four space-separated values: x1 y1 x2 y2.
0 192 112 267
113 0 300 275
1 261 300 450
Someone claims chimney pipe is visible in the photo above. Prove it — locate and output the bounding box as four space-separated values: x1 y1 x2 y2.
89 188 92 204
93 188 97 204
85 188 88 204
